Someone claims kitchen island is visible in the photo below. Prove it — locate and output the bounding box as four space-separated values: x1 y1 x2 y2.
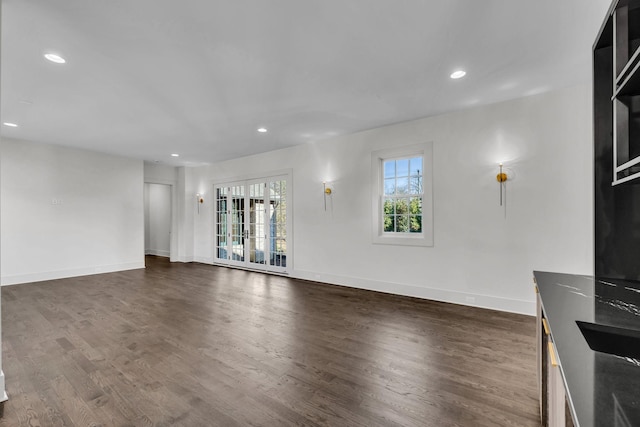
534 271 640 427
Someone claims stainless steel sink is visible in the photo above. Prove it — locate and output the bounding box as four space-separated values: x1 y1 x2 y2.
576 321 640 359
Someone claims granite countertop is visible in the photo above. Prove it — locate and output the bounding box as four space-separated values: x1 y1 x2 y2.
534 271 640 427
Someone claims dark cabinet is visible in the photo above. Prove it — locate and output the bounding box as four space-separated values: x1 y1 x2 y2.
594 0 640 279
601 0 640 185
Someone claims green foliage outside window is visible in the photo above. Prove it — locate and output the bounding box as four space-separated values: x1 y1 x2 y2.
382 156 423 234
383 197 422 233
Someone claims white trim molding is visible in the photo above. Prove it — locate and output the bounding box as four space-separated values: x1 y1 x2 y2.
293 269 535 315
0 370 6 402
143 180 177 262
145 249 170 258
1 262 145 286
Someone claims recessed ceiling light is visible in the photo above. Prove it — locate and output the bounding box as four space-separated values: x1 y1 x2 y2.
257 127 268 133
171 153 179 157
450 70 466 79
3 122 18 127
44 53 66 64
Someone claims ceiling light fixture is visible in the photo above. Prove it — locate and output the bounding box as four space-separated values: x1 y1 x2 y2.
171 153 179 157
450 70 466 79
44 53 66 64
257 127 268 133
3 122 18 127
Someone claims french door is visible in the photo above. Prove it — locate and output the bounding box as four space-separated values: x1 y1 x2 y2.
214 175 290 273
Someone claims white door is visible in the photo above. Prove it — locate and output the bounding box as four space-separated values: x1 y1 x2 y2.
214 174 290 273
247 179 268 268
267 176 289 273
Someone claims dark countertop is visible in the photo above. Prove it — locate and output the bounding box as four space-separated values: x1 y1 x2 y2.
534 271 640 427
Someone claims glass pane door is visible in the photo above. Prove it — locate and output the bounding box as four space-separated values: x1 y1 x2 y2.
248 181 267 267
229 184 245 265
268 177 288 272
214 175 290 273
215 186 228 260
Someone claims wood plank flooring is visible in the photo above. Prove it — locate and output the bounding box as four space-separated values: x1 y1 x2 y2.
1 256 539 426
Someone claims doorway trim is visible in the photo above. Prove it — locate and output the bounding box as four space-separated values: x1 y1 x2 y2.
143 179 177 262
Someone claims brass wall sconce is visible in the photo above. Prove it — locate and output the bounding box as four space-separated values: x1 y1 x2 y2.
323 182 332 211
196 193 204 214
496 164 508 206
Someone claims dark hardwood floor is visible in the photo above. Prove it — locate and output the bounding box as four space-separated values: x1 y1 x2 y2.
1 256 539 426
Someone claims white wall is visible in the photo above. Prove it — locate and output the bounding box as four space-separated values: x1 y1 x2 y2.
1 138 145 285
0 5 7 402
144 161 178 184
144 183 172 257
187 85 593 315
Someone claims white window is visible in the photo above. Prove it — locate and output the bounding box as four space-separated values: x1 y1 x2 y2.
371 142 433 246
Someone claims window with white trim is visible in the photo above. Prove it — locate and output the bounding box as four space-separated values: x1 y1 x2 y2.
372 143 433 246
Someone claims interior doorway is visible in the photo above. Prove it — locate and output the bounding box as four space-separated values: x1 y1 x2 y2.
144 183 172 258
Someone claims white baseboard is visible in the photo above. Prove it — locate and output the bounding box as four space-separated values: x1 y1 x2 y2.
145 249 170 257
193 256 214 264
1 261 146 286
292 270 535 316
0 370 6 402
183 260 534 315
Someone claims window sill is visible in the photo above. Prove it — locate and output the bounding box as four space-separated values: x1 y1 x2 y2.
372 233 433 247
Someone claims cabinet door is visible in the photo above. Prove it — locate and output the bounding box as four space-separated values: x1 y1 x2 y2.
537 289 549 426
547 341 566 427
565 398 575 427
536 281 576 427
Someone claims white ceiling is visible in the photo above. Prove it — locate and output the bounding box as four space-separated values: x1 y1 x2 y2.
1 0 611 167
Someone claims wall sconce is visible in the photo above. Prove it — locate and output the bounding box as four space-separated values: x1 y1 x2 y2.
323 182 332 211
196 193 204 214
496 163 508 206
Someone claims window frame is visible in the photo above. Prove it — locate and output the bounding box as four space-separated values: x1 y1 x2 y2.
371 142 434 247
